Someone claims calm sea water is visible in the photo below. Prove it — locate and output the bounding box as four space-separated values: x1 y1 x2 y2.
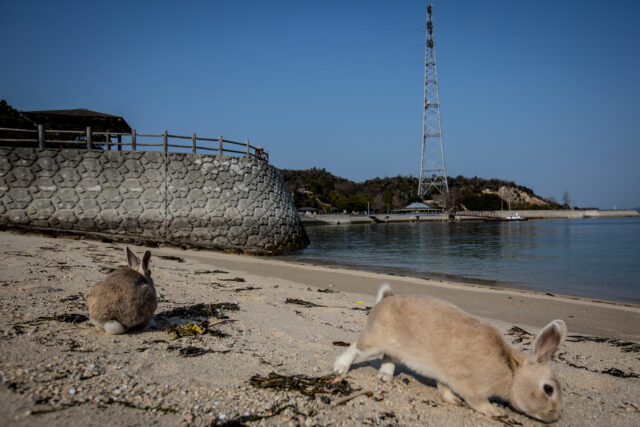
280 217 640 304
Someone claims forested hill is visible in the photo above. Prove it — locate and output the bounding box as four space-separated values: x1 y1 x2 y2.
280 168 563 213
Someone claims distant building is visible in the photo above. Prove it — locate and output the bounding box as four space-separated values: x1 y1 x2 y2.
20 108 132 133
298 207 319 215
392 202 442 214
1 108 132 149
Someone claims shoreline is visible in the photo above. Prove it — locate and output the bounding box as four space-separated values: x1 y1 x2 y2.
272 256 640 306
151 245 640 340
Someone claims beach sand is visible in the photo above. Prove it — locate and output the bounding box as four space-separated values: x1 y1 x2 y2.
0 231 638 426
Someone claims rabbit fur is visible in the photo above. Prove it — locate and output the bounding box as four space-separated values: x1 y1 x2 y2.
88 246 157 335
334 284 567 422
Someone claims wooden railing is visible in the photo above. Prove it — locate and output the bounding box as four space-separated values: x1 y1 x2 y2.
0 126 269 161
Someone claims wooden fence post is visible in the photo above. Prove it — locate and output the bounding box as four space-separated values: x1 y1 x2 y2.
218 135 223 158
192 132 196 154
37 124 45 149
117 134 122 151
245 139 250 157
86 127 92 150
163 130 168 153
131 129 136 151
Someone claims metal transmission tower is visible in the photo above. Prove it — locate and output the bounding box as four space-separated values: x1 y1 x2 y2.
418 3 449 199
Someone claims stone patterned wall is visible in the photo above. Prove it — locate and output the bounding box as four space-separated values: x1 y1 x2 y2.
0 148 309 254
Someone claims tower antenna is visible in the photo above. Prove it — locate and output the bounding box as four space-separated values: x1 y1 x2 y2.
418 3 449 199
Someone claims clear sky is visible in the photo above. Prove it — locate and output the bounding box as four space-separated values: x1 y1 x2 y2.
1 0 639 209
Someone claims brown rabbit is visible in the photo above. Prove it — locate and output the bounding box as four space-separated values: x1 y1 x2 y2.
334 284 567 422
88 246 157 335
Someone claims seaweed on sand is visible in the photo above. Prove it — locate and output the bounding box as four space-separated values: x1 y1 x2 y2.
505 326 532 344
167 320 231 340
157 303 239 320
285 299 325 308
566 334 640 353
249 372 356 397
156 255 185 263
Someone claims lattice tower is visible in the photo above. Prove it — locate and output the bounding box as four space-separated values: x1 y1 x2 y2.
418 3 449 198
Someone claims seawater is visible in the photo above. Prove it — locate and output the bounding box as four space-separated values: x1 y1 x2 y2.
280 217 640 304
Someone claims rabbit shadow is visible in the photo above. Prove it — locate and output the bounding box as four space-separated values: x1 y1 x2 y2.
349 358 437 389
349 358 528 422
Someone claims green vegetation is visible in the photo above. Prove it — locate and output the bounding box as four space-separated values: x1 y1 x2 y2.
280 168 562 212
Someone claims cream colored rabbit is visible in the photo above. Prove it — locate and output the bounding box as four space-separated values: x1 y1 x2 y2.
88 246 157 335
334 284 567 422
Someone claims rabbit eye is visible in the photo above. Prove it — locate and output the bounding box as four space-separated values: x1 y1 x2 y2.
543 384 554 396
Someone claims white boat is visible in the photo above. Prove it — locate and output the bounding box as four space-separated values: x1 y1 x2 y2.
505 211 526 221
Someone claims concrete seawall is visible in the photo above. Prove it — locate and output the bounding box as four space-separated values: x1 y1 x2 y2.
301 209 639 225
0 147 309 254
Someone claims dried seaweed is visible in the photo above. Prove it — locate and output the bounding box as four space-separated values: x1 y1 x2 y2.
332 341 350 347
557 352 638 378
156 255 185 263
505 326 532 344
232 287 261 292
350 306 372 313
250 372 356 397
220 277 246 282
179 346 209 357
59 294 83 302
566 335 640 353
601 368 639 378
158 303 239 320
285 299 325 308
317 288 337 294
167 320 230 340
194 269 228 275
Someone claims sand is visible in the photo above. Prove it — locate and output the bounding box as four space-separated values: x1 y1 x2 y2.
0 231 638 426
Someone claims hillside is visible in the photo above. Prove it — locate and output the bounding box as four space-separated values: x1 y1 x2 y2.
280 168 562 212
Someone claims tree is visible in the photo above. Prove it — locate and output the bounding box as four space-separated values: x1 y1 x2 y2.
382 192 393 210
0 99 36 146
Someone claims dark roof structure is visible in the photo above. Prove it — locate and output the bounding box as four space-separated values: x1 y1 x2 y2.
21 108 132 133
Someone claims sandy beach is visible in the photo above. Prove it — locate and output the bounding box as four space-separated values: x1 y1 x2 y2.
0 231 638 426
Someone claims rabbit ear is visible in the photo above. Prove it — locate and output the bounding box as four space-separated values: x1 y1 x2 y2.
533 320 567 363
141 250 152 271
126 246 139 269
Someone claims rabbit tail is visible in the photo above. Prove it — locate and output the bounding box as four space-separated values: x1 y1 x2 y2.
376 284 394 304
103 320 126 335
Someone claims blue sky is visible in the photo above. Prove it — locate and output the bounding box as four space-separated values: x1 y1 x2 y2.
2 0 639 209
